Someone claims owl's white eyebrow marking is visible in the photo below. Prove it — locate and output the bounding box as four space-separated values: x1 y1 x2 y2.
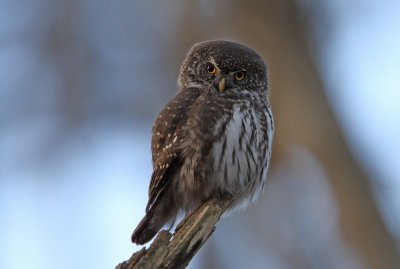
209 57 219 70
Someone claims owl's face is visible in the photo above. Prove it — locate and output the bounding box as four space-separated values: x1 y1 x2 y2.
178 40 268 95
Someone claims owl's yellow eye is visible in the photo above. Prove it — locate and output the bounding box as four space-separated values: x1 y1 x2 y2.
206 63 216 74
235 72 245 80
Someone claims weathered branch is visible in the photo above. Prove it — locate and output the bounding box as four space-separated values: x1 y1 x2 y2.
116 197 234 269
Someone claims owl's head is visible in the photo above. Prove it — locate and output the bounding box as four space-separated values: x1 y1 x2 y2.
178 40 269 95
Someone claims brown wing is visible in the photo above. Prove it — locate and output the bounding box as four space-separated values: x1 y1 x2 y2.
145 88 200 213
145 145 180 213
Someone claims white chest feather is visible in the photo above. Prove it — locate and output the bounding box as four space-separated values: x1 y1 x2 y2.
211 104 273 208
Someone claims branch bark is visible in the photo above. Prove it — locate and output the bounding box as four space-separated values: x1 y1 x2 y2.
116 197 233 269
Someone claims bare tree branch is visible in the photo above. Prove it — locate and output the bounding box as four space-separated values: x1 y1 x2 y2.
116 197 234 269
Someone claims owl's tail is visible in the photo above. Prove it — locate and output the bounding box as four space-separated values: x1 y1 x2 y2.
131 212 162 245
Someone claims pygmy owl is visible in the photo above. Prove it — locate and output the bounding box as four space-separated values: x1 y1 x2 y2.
131 40 274 245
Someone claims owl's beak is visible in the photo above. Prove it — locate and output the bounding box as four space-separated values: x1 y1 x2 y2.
218 77 226 93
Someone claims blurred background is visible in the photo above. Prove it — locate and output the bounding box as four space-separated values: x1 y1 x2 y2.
1 0 399 268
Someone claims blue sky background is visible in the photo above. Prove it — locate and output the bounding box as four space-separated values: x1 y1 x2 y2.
315 0 400 241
